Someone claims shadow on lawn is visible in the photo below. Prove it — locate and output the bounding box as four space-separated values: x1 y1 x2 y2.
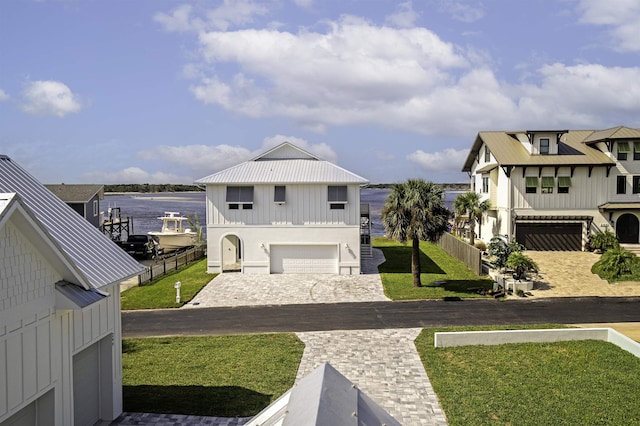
123 385 271 417
377 245 445 274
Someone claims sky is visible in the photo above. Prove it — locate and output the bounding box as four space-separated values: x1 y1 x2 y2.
1 0 639 185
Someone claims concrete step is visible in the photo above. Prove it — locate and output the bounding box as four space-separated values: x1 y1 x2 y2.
620 244 640 255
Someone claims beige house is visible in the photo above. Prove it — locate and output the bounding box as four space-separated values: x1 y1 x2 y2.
195 142 369 274
0 155 144 425
462 126 640 250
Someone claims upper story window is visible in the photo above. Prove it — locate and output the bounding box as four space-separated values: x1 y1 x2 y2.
617 141 630 161
328 185 347 210
484 146 491 162
482 176 489 193
634 142 640 161
226 186 254 210
557 176 571 194
274 185 286 204
617 176 627 194
539 138 550 155
633 176 640 194
541 176 555 194
525 176 538 194
93 199 98 216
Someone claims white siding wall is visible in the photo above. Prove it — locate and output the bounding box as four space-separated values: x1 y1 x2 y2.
207 184 361 226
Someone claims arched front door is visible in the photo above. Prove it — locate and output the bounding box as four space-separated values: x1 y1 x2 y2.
221 234 242 272
616 214 639 244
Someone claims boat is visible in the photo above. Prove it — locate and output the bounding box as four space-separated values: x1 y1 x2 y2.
148 212 198 253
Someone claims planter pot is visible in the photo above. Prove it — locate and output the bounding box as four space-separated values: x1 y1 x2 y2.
505 278 533 292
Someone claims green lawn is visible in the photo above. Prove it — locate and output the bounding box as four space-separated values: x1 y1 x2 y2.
121 258 213 310
415 325 640 425
374 236 492 300
122 334 305 417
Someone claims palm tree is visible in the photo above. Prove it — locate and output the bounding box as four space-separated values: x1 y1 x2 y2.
453 191 491 246
382 179 451 287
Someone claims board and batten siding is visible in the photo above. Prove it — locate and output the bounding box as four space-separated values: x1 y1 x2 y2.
206 183 361 226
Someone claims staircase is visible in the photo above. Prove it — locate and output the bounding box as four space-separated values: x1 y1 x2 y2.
620 244 640 255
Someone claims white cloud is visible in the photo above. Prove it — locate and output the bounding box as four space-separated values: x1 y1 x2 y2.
83 167 187 184
155 0 269 33
0 89 9 101
385 1 419 28
407 148 469 172
138 144 253 179
578 0 640 52
21 80 82 117
291 0 313 9
437 1 485 23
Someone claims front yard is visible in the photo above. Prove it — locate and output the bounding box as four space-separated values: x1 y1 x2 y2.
374 236 492 300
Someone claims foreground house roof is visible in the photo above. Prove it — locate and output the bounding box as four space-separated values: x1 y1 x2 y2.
248 363 401 426
195 142 369 185
45 183 104 203
0 155 144 288
461 127 638 172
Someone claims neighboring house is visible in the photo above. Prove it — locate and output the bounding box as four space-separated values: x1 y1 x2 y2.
0 156 144 425
45 184 104 228
195 142 369 274
462 126 640 251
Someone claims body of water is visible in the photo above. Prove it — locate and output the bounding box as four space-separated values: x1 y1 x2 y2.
102 189 461 238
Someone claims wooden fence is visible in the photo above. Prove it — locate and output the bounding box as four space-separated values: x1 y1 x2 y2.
436 232 483 275
138 246 206 285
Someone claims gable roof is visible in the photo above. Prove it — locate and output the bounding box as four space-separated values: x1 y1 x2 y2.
45 184 104 203
583 126 640 144
196 142 368 185
248 362 401 426
0 155 144 288
462 129 615 172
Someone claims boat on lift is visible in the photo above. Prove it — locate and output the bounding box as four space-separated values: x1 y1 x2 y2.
148 212 197 253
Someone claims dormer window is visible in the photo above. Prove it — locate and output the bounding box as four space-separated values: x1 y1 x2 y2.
617 142 630 161
539 138 550 155
328 185 347 210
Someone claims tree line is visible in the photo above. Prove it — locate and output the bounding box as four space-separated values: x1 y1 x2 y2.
104 184 205 193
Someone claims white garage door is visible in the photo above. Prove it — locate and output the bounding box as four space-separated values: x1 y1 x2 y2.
73 343 100 426
270 245 338 274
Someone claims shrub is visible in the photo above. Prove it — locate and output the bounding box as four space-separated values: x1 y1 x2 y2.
589 230 619 252
474 241 487 252
506 252 538 280
488 235 525 269
592 247 637 280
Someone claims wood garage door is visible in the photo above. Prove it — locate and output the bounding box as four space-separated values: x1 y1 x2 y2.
270 245 338 274
73 343 100 426
516 223 582 251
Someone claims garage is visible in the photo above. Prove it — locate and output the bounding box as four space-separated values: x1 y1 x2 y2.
270 245 338 274
516 223 583 251
73 343 100 426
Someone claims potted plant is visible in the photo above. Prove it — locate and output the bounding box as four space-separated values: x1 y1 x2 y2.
505 252 538 292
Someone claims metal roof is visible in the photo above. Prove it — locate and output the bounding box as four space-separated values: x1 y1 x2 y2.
247 362 400 426
0 155 144 289
196 143 369 185
55 280 107 309
44 184 104 203
599 202 640 210
583 126 640 143
462 129 615 172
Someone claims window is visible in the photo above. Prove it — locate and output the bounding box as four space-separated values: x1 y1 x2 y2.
484 146 490 162
557 176 571 194
634 142 640 160
482 176 489 193
539 138 550 155
525 176 538 194
328 185 347 208
633 176 640 194
93 200 98 216
618 141 630 161
541 176 555 194
226 186 254 209
617 176 627 194
274 185 286 204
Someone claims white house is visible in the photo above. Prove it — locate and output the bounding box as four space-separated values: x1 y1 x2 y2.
461 126 640 251
0 156 145 425
195 142 369 275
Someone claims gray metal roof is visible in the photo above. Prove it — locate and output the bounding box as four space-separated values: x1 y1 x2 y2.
196 143 368 185
248 362 400 426
462 129 616 172
55 280 107 309
0 155 144 288
45 184 104 203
